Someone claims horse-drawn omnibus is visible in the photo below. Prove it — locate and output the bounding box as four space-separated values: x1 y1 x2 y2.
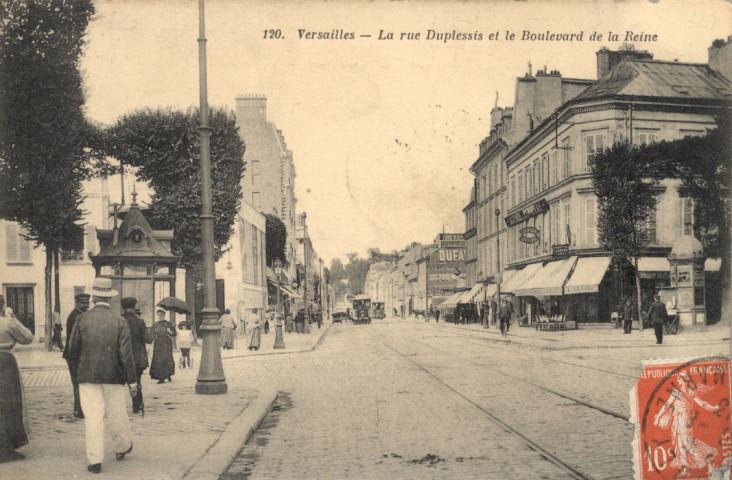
351 295 371 324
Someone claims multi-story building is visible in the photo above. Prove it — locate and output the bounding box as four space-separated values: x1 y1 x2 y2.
218 201 268 330
235 95 299 282
500 44 731 327
364 261 392 304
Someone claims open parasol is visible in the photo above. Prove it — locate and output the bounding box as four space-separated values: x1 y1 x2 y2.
157 297 192 315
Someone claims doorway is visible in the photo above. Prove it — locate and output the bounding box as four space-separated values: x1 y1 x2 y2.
6 286 35 334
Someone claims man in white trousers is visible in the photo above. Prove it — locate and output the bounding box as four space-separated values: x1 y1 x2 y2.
67 277 138 474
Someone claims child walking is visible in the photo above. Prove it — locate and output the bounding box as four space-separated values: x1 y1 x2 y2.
177 321 193 369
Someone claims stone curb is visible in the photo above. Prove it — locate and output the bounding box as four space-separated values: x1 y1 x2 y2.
181 388 278 480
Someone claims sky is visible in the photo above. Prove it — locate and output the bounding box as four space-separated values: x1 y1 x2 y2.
80 0 732 264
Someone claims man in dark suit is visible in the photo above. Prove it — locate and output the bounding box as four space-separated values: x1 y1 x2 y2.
647 294 669 345
61 292 90 419
121 297 150 414
67 278 138 474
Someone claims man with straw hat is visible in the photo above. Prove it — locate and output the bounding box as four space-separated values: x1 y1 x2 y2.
67 277 137 474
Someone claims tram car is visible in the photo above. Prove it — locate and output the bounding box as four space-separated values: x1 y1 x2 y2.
351 295 372 324
371 301 385 320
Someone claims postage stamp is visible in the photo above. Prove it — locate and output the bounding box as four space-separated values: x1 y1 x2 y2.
631 356 732 480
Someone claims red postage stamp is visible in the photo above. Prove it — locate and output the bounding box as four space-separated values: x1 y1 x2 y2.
631 356 732 480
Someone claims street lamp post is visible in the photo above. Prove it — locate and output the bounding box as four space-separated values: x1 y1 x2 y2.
195 0 226 395
495 208 502 328
273 258 285 349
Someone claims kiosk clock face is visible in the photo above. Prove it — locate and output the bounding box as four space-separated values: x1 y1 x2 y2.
129 228 145 247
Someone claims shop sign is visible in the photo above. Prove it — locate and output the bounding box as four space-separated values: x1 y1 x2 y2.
552 244 569 257
505 199 550 227
519 227 540 244
438 249 466 263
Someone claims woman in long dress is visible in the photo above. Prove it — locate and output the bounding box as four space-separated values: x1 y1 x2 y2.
149 309 176 383
218 309 237 350
0 301 34 462
248 317 261 351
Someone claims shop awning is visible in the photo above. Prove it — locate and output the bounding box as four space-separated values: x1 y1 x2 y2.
501 263 544 294
267 277 301 298
439 289 470 309
515 256 578 297
564 257 612 295
458 283 483 304
637 257 722 272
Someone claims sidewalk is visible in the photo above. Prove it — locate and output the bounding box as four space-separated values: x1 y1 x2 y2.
402 315 731 350
2 320 332 480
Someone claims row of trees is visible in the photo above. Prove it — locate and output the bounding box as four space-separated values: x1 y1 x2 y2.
0 1 246 348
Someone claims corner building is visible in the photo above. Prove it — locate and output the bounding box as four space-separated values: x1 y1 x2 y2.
501 45 731 327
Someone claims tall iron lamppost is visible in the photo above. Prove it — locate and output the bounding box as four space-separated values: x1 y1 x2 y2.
495 208 502 328
273 258 285 349
195 0 226 395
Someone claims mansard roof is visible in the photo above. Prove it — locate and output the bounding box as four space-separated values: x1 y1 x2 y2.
574 59 732 102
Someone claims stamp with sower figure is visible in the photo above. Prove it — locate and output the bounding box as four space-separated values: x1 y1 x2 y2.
631 356 732 480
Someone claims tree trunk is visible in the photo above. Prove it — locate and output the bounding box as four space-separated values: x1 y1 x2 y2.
53 248 60 314
634 257 643 332
44 247 53 351
185 268 199 345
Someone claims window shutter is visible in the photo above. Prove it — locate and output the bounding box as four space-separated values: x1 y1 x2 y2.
6 224 18 262
585 198 596 245
18 227 31 261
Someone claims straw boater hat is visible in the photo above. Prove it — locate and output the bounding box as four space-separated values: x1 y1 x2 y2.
90 277 118 298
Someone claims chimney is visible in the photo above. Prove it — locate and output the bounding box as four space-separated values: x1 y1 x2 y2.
235 94 267 122
596 45 654 79
709 36 732 82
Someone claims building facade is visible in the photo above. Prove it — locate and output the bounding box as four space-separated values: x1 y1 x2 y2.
500 45 731 327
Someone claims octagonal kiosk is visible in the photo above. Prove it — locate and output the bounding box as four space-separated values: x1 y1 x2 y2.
668 234 706 330
91 200 180 326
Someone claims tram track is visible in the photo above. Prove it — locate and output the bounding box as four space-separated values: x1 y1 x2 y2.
367 329 601 480
399 332 630 421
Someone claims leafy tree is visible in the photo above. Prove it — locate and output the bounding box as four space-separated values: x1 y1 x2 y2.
105 107 245 332
345 252 370 295
643 120 731 322
590 141 659 330
264 213 287 268
0 0 98 349
328 258 347 299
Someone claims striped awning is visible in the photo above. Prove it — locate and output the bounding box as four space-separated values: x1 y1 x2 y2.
514 257 578 297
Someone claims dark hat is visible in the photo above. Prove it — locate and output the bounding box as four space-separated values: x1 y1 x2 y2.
121 297 137 309
75 293 91 301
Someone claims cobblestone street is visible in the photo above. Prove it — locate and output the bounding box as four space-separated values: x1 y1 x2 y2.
223 319 730 480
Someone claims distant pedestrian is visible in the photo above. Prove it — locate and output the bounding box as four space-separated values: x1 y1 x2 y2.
435 309 440 323
295 307 305 334
264 317 270 334
285 311 294 333
623 298 637 334
62 292 90 419
0 300 33 463
149 309 176 384
121 297 150 414
67 277 137 474
177 321 193 368
248 316 261 351
499 301 511 338
647 295 668 345
219 309 237 349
